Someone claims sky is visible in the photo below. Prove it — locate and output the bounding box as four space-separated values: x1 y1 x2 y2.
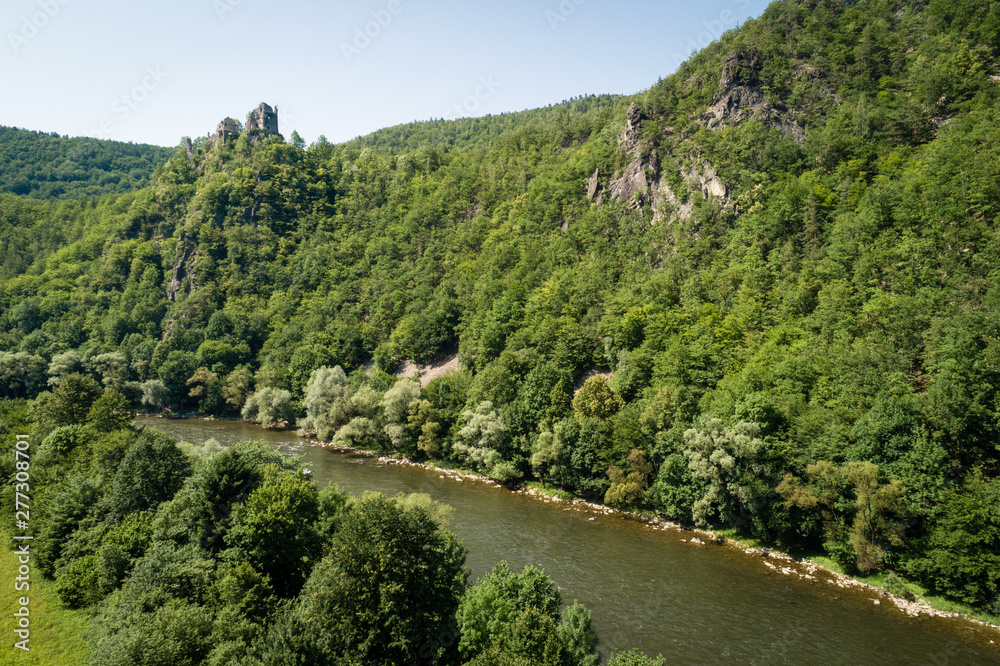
1 0 769 148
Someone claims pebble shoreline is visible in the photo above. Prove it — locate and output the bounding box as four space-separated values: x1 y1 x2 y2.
142 414 1000 640
320 439 1000 637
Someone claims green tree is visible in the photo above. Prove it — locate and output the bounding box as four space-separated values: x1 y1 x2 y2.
266 493 467 665
683 420 771 531
298 365 353 441
241 386 294 426
572 376 624 420
87 389 136 432
905 473 1000 609
224 467 322 597
456 560 562 661
140 379 169 410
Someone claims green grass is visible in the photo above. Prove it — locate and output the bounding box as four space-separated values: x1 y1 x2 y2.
1 532 91 665
522 480 575 501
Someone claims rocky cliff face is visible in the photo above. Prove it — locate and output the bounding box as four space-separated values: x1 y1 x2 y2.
703 51 805 143
595 102 731 227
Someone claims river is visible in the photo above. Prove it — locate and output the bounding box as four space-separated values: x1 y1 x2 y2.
136 416 1000 664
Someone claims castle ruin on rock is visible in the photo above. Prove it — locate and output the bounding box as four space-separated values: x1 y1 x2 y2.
210 102 280 143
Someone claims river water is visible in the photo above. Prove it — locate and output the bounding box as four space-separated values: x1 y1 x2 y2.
136 417 1000 664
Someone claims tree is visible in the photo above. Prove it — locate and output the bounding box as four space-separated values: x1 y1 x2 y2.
683 420 771 531
905 473 1000 609
46 350 83 385
0 352 47 398
220 367 253 412
453 401 511 478
266 493 467 665
609 649 668 665
91 351 130 392
380 377 421 452
572 376 624 420
604 449 653 509
456 560 562 660
45 372 102 426
140 379 169 410
530 424 564 487
778 460 907 573
241 386 294 426
158 350 198 404
104 429 192 523
224 467 322 598
298 365 353 441
152 441 293 553
88 389 135 432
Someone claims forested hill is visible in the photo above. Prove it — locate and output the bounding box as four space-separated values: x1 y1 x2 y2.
2 0 1000 618
343 94 622 152
0 126 173 199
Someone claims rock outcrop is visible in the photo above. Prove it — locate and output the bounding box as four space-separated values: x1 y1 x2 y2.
703 51 805 143
601 103 656 208
597 102 729 225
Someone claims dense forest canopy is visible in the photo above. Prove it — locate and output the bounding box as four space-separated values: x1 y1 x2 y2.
2 0 1000 630
0 127 173 199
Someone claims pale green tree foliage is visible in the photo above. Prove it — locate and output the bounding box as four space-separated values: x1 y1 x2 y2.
453 401 513 480
530 423 565 487
241 387 294 426
683 419 770 528
380 377 420 451
47 350 83 386
297 365 353 441
330 417 377 448
351 383 381 417
0 351 47 397
91 351 129 392
140 379 169 410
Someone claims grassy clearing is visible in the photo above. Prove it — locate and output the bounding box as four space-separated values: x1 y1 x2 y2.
1 532 91 665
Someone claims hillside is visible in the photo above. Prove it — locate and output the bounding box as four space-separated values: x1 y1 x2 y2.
1 0 999 618
0 126 173 199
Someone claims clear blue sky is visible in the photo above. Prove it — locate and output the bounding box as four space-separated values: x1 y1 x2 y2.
1 0 769 147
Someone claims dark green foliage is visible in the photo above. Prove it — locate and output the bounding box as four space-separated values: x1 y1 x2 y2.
104 429 192 522
152 440 292 552
0 127 171 199
904 474 1000 608
267 493 467 665
1 0 999 614
223 467 322 597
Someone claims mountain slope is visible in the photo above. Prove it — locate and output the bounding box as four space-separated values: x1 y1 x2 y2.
0 126 173 199
1 0 999 613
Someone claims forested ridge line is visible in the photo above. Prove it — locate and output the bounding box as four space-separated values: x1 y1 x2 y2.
1 0 999 621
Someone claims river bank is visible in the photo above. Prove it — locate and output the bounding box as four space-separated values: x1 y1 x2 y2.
140 413 1000 643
